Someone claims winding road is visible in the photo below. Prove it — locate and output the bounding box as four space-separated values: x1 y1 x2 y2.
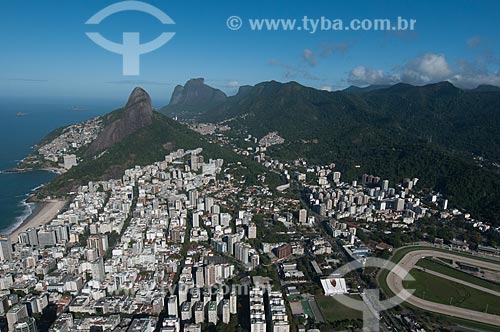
385 248 500 326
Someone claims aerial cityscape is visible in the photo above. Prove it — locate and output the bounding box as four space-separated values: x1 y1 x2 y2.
0 1 499 332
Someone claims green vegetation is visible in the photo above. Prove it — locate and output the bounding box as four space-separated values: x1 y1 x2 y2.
189 81 500 225
212 315 244 332
44 111 279 194
416 258 500 292
315 295 363 322
249 264 281 291
445 317 500 332
252 214 290 244
36 126 65 147
403 269 500 315
436 257 453 265
301 300 315 319
172 211 193 286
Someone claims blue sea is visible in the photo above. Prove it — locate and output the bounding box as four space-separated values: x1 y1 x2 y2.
0 97 121 235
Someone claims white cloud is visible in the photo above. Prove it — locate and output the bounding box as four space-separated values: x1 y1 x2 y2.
320 42 351 57
7 78 49 82
467 36 482 49
302 43 350 67
105 80 171 86
303 49 317 66
400 53 452 84
269 59 322 81
348 66 400 86
347 52 500 88
321 86 333 92
451 71 500 87
224 81 240 88
450 60 500 88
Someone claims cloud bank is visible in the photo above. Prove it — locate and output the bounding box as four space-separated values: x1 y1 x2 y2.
348 52 500 88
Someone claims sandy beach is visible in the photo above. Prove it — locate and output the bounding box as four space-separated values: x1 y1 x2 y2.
9 199 67 242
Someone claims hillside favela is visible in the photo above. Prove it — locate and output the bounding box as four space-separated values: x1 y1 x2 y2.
0 1 499 332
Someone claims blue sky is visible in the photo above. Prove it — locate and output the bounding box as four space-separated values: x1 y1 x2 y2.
0 0 499 106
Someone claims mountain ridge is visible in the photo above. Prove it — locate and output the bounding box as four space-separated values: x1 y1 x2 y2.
175 79 500 161
159 79 500 224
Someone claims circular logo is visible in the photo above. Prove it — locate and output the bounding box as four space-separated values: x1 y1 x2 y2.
227 16 243 30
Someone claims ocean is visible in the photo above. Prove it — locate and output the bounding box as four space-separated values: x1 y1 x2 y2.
0 97 121 235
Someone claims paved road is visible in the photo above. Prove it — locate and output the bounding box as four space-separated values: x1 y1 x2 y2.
386 249 500 326
413 265 500 297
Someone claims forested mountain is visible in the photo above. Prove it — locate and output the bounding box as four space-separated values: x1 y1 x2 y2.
34 88 274 195
161 80 500 224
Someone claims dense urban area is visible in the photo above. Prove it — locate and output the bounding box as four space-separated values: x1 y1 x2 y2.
1 115 499 332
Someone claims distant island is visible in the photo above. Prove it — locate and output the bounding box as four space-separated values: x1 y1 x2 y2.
66 105 85 111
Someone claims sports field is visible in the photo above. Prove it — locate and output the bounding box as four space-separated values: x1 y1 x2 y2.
301 300 315 319
315 295 363 322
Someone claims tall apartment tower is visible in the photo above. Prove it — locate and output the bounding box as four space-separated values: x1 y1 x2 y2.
0 237 12 261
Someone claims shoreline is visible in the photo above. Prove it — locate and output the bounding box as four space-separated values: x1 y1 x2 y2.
7 199 67 242
0 163 67 242
2 167 65 175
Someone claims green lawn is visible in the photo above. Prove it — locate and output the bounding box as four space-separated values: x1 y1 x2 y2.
287 294 302 301
436 257 453 265
403 269 500 315
416 258 500 292
315 295 363 322
445 317 500 332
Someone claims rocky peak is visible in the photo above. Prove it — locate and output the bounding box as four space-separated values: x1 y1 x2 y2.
86 87 154 155
234 85 253 98
168 78 227 107
126 87 153 109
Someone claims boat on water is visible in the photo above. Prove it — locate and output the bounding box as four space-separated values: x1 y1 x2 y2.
16 112 27 116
